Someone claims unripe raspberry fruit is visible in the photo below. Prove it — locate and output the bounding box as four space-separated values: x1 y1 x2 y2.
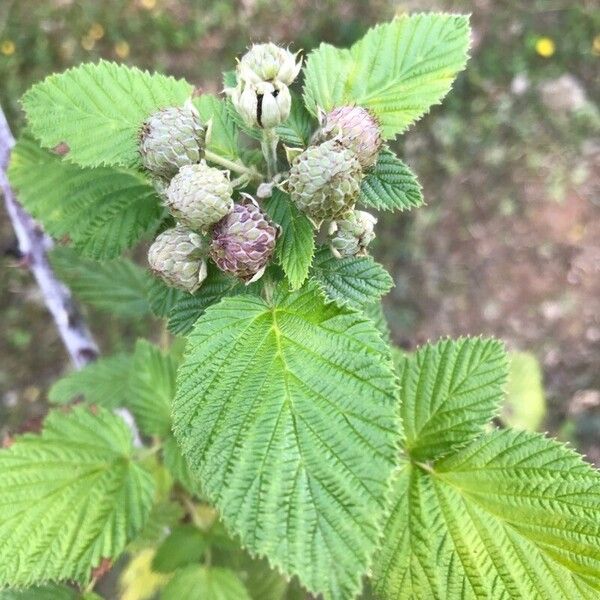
316 106 382 169
288 140 363 223
329 210 377 258
210 199 278 282
148 226 207 293
140 104 205 179
237 43 302 86
166 162 233 232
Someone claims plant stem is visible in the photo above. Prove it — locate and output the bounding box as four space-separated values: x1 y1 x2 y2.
261 128 279 179
204 149 260 180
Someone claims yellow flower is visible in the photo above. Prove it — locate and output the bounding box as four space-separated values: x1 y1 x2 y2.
89 23 105 41
1 40 15 56
140 0 157 9
535 37 555 58
593 34 600 56
115 40 130 59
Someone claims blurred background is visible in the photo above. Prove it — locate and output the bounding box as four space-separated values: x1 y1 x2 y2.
1 1 599 460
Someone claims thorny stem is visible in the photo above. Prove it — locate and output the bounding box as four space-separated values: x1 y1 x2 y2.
261 128 279 179
204 149 261 180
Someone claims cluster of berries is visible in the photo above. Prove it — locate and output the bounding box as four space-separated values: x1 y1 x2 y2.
142 42 384 294
287 105 382 257
141 104 278 293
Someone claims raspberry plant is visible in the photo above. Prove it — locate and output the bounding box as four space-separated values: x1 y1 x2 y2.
4 13 600 600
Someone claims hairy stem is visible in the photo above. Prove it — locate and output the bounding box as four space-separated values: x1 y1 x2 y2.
204 149 260 180
261 128 279 179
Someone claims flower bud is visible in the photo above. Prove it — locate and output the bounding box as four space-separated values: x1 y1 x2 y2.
148 226 207 293
315 106 382 169
228 80 291 129
166 162 233 232
210 198 278 283
329 210 377 258
140 103 205 179
237 42 302 86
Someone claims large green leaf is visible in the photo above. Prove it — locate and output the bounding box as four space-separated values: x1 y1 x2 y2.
162 566 251 600
172 287 399 599
194 94 240 162
359 149 423 212
152 525 207 573
374 430 600 599
398 338 507 461
167 266 255 335
50 247 151 317
0 406 154 587
265 189 315 289
276 90 317 147
127 340 178 437
147 278 185 319
8 137 162 259
48 353 133 408
303 14 470 138
310 247 394 310
0 585 78 600
22 60 192 168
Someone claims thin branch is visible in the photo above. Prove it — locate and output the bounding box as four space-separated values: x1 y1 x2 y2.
0 105 141 445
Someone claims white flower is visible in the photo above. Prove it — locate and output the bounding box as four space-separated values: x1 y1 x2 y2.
238 42 302 86
227 80 291 129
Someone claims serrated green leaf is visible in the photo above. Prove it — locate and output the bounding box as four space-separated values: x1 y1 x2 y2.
303 14 470 138
147 278 186 319
152 525 207 573
359 149 423 212
49 353 133 408
167 266 252 335
398 338 507 461
50 247 151 317
264 189 314 289
173 287 399 599
162 435 200 495
8 137 162 259
194 94 240 162
162 566 251 600
363 301 391 344
276 90 317 147
128 340 178 437
374 430 600 599
0 406 154 587
0 585 78 600
22 60 192 168
310 247 393 310
502 351 546 431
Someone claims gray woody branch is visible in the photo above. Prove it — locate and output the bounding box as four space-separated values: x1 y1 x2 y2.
0 105 141 444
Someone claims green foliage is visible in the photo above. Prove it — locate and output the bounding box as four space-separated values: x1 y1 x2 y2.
502 351 546 431
8 137 162 259
128 340 178 437
0 406 154 587
0 585 78 600
194 94 240 162
265 189 315 289
147 279 185 319
173 287 399 599
51 247 151 317
152 525 207 573
398 338 507 461
22 60 193 168
162 435 200 495
359 149 423 212
303 14 471 138
374 430 600 599
276 91 317 147
162 566 251 600
48 353 133 408
310 247 394 310
167 266 259 335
